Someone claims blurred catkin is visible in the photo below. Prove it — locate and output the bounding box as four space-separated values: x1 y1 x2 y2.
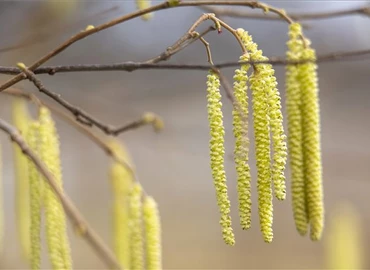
39 107 72 270
12 98 31 260
136 0 153 20
143 196 162 270
232 53 252 230
299 43 324 241
26 122 43 270
129 184 144 270
326 203 363 269
206 70 235 246
286 23 309 236
108 139 135 269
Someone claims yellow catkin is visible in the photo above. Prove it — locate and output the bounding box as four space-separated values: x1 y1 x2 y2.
232 54 252 230
286 23 308 236
38 107 72 269
129 184 144 270
12 98 31 260
325 203 363 269
206 70 235 246
108 139 135 269
26 122 43 270
0 144 3 254
136 0 153 21
298 41 324 241
143 197 162 270
237 28 287 201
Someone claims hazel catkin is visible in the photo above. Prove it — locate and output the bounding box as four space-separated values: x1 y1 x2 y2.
206 70 235 246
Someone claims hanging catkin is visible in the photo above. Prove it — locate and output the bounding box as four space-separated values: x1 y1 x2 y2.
232 53 252 230
143 196 162 270
26 121 43 270
286 23 308 236
38 107 72 269
236 28 287 242
206 70 235 245
108 139 135 269
298 40 324 241
12 98 31 260
129 183 144 270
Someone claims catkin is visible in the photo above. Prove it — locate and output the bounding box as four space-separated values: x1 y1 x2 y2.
236 29 287 201
232 54 252 230
38 107 72 269
136 0 153 20
143 196 162 270
206 70 235 246
286 23 308 236
299 42 324 241
12 98 31 260
26 122 43 270
129 184 144 270
108 140 135 269
326 203 363 269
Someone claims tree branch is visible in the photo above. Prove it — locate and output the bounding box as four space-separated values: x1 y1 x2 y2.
16 64 162 136
199 5 370 21
0 118 122 270
1 48 369 77
0 0 299 92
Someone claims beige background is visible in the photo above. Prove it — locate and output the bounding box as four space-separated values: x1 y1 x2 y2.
0 1 370 269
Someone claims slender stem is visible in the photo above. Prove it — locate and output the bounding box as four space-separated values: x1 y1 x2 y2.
0 118 122 270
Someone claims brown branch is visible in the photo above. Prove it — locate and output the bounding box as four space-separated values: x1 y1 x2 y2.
0 118 122 270
0 48 369 77
199 5 370 21
0 0 299 92
16 64 162 136
3 88 137 176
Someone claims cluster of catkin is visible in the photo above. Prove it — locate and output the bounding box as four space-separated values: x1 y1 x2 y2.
206 23 323 244
12 99 72 269
286 23 324 241
206 28 287 244
109 140 162 270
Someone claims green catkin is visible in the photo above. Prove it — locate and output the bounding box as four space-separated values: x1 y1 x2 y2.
108 140 134 269
12 98 31 260
129 184 144 270
143 197 162 270
39 107 72 269
286 23 309 236
232 54 252 230
26 122 43 270
206 70 235 246
237 28 287 201
298 40 324 241
136 0 153 20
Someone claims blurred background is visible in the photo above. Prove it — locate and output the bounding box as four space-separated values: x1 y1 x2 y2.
0 0 370 269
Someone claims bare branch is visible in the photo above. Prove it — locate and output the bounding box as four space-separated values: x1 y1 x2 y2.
16 64 161 136
199 5 370 21
1 48 369 77
0 118 122 270
0 0 299 92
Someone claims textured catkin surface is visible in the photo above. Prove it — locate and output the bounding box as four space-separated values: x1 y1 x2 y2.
286 23 309 236
0 2 370 269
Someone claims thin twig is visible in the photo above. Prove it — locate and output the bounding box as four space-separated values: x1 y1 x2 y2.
3 88 136 176
0 118 122 270
0 0 299 92
16 64 161 136
199 5 370 21
1 48 369 76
